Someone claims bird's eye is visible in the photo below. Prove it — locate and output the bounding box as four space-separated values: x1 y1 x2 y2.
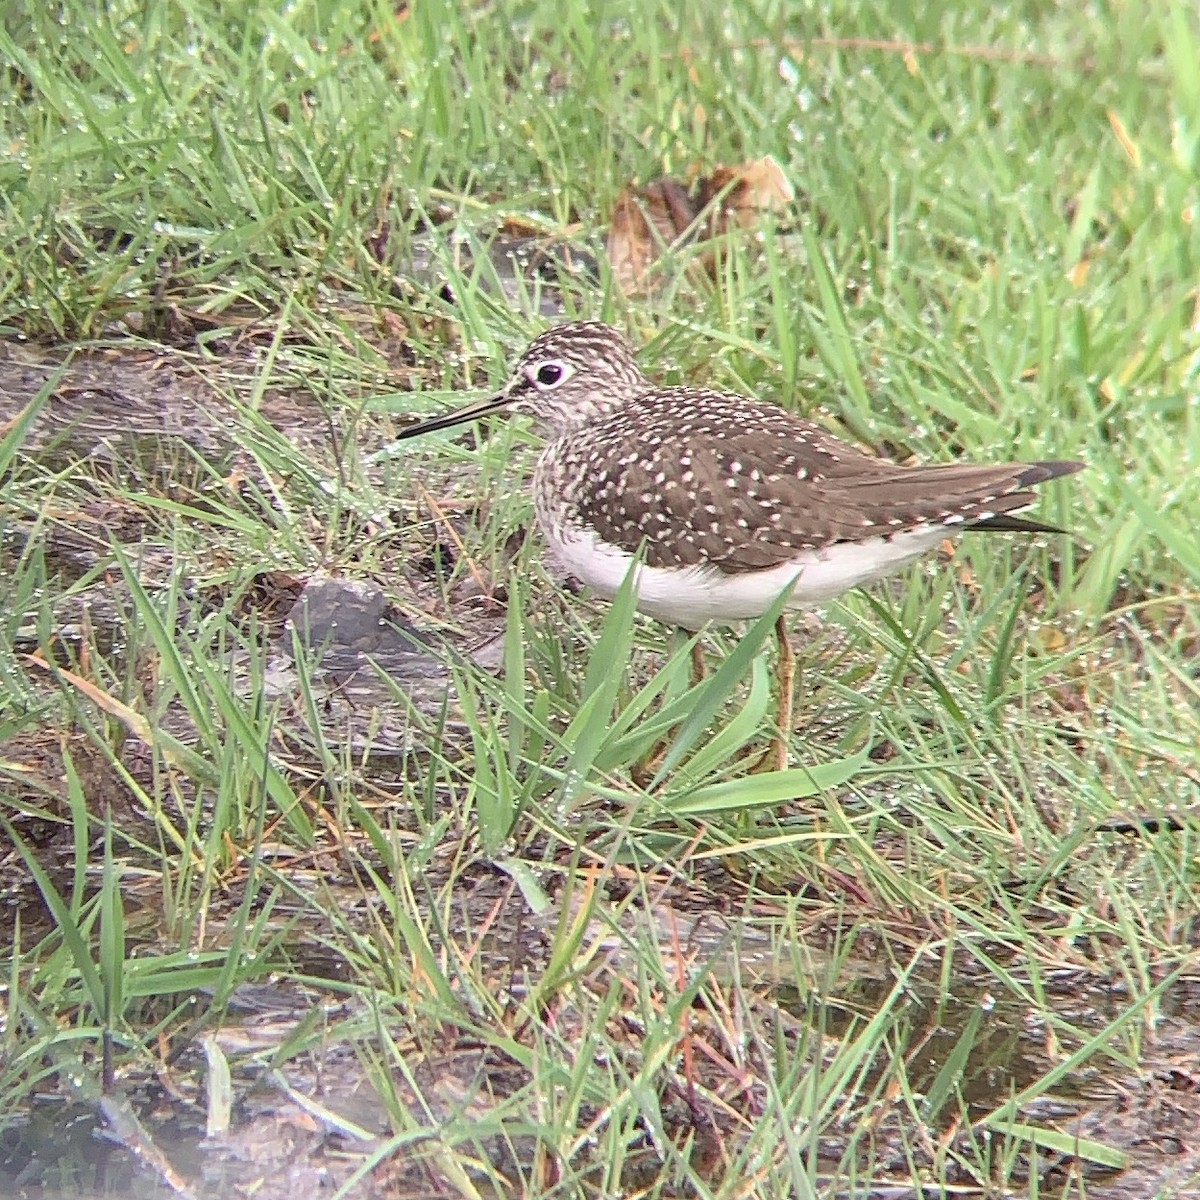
528 359 573 389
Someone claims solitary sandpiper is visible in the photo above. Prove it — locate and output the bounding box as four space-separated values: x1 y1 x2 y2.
394 321 1084 767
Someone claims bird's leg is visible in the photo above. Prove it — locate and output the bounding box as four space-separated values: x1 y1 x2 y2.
689 633 706 685
773 614 796 769
753 614 794 773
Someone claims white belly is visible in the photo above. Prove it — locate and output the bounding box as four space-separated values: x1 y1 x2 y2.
546 525 951 630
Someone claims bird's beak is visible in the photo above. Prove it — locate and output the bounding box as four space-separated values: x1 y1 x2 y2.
391 388 516 440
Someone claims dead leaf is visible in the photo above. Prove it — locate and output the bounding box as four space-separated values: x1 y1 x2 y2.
606 155 794 292
1107 109 1140 168
606 178 696 291
694 155 794 232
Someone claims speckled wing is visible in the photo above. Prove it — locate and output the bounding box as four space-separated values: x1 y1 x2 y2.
568 390 1080 574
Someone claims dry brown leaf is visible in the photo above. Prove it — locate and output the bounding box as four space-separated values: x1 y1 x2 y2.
606 155 794 293
606 178 697 291
695 155 794 232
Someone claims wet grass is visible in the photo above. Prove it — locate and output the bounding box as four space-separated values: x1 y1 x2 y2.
2 0 1199 1196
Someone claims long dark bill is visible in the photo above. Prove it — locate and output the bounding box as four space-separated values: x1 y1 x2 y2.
392 391 513 439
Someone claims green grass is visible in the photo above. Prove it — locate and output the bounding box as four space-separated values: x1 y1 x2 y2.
2 0 1199 1195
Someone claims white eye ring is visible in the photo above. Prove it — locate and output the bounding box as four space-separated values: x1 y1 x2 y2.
526 359 575 390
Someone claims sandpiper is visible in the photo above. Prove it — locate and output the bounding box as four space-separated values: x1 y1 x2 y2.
394 321 1083 768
